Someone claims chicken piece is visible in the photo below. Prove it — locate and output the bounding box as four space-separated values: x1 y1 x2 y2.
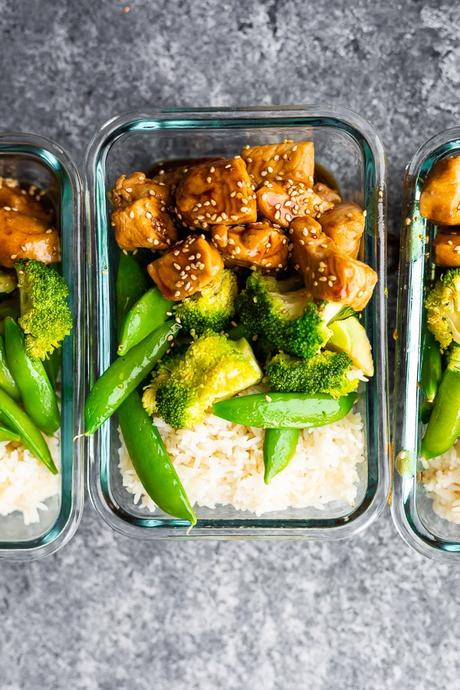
147 235 224 300
0 181 51 221
150 157 224 192
313 182 341 207
111 172 170 209
111 197 177 252
211 221 288 271
319 202 365 258
0 209 60 267
433 231 460 266
256 181 334 228
241 141 314 188
290 216 377 311
175 158 257 230
420 157 460 225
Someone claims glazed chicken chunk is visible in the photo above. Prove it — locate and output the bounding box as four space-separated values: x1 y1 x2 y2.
313 182 342 207
420 157 460 225
147 235 224 300
0 177 51 221
241 141 314 188
175 158 257 230
0 209 60 267
111 171 170 208
319 202 365 258
256 181 335 228
211 221 288 271
433 231 460 266
111 197 177 252
290 216 377 311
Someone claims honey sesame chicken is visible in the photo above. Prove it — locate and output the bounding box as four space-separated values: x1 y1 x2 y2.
313 182 342 207
211 221 288 271
420 157 460 225
0 209 60 268
290 216 377 311
111 196 177 252
147 235 224 301
256 181 335 228
111 171 171 208
149 157 224 193
241 141 314 188
175 158 257 230
433 231 460 266
319 202 365 258
0 178 51 221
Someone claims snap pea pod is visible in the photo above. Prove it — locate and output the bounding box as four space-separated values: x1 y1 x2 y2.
0 388 57 473
421 348 460 459
4 318 60 435
420 327 443 423
0 426 20 443
43 347 61 387
263 428 300 483
213 392 356 429
118 287 173 356
0 335 20 400
116 253 149 338
118 391 196 525
85 320 181 435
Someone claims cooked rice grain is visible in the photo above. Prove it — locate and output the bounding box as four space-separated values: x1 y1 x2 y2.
119 411 365 517
422 446 460 524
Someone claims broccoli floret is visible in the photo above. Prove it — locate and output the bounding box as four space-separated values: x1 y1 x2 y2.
174 269 238 335
143 332 262 428
426 269 460 350
236 272 342 359
266 351 362 398
15 260 73 360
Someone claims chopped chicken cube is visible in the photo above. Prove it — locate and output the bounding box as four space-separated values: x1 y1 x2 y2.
319 202 365 258
0 181 51 221
0 209 60 267
241 141 314 188
111 197 177 252
111 172 170 209
150 158 224 192
420 157 460 225
433 232 460 266
256 181 334 228
147 235 224 300
175 158 257 230
290 216 377 311
313 182 341 207
211 221 288 271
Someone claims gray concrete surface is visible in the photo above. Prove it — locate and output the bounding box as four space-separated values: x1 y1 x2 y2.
0 1 459 688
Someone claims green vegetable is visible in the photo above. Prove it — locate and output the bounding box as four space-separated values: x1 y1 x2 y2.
118 287 173 356
143 332 262 429
236 272 342 359
43 347 61 387
0 269 17 294
213 391 356 428
85 320 181 435
263 428 300 483
116 252 149 339
266 351 361 398
0 388 57 473
327 316 374 376
425 269 460 351
15 259 73 360
118 391 196 524
0 426 20 443
4 318 60 435
421 344 460 459
175 269 238 335
0 335 20 400
420 327 443 423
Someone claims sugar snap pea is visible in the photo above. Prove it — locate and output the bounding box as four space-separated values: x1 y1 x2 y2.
116 253 149 339
0 334 20 400
263 428 300 483
118 287 173 356
0 426 20 443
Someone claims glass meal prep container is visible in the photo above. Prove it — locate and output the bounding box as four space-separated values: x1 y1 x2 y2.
393 127 460 561
85 106 389 540
0 133 84 560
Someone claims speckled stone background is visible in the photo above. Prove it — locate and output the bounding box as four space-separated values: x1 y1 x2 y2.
0 1 459 689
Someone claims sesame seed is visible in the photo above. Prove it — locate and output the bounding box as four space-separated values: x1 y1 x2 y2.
241 206 250 213
145 211 152 219
237 181 244 188
206 177 212 184
210 166 215 173
129 211 135 219
174 291 181 297
173 262 181 270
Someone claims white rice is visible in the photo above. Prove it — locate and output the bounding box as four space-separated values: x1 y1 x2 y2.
421 445 460 524
119 411 365 517
0 434 61 525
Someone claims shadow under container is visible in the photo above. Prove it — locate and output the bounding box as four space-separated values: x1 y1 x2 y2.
0 133 84 560
86 107 389 540
393 127 460 561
